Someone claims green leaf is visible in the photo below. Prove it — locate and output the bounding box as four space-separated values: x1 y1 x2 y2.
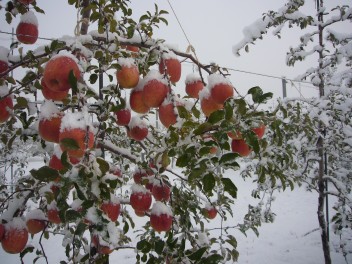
234 99 247 115
31 166 60 182
221 178 237 198
219 153 240 170
202 254 223 264
68 70 78 94
89 73 98 84
60 138 79 150
224 101 234 120
176 154 188 168
207 109 225 124
96 157 110 175
16 97 28 108
177 105 190 119
246 132 260 154
188 247 207 261
154 239 165 255
202 173 215 194
75 222 87 236
73 183 86 200
136 239 152 254
247 86 263 103
189 168 204 182
193 122 212 136
65 209 80 222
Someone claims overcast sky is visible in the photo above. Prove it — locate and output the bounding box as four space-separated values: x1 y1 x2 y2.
1 1 350 100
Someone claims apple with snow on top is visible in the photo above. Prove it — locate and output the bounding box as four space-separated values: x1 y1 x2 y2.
38 101 63 143
116 58 140 88
16 11 39 45
0 46 9 77
231 139 252 157
159 97 182 128
91 235 114 255
49 145 80 172
199 88 223 117
0 224 4 241
129 82 150 114
185 73 204 98
0 85 13 123
252 123 266 139
142 70 169 108
59 111 95 158
18 0 35 4
133 168 148 184
100 198 121 222
115 107 131 126
152 180 171 202
209 74 234 104
43 54 81 92
26 209 47 235
1 218 28 254
159 52 181 83
47 208 61 224
203 204 217 219
41 79 69 101
150 201 173 233
110 165 122 178
128 116 148 141
130 184 152 212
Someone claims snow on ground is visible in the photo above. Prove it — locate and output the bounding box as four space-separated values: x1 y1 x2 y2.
0 160 351 264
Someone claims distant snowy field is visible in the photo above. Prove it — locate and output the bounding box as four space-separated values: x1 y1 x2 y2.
0 160 351 264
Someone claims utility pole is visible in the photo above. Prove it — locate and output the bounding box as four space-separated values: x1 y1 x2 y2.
281 78 287 98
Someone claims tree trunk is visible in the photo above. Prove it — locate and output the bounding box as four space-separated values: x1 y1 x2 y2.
316 1 331 263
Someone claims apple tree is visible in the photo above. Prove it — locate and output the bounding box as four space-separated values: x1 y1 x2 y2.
234 1 352 263
0 0 303 263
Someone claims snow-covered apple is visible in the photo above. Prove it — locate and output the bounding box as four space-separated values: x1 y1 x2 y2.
133 168 148 184
150 202 173 232
110 165 122 178
252 124 266 139
209 74 234 104
231 139 252 157
0 85 13 123
142 70 169 108
16 11 39 45
43 54 81 92
199 89 223 117
49 145 80 171
38 101 63 143
115 108 131 126
152 180 171 202
129 117 148 141
1 218 28 254
100 198 121 222
41 79 69 101
158 98 180 128
203 204 217 219
26 209 47 235
185 73 204 98
59 112 95 158
116 58 139 88
129 84 150 114
130 184 152 212
159 52 181 83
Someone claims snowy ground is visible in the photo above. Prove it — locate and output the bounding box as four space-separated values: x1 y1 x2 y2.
0 161 351 264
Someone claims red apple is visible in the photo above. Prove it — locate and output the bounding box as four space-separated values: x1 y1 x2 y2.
203 206 217 219
49 152 80 171
39 112 63 143
130 87 150 114
41 79 69 101
0 224 5 241
100 200 121 222
1 218 28 254
133 168 148 184
59 127 94 158
116 58 139 88
110 166 122 178
159 101 179 128
209 74 234 104
231 139 252 157
142 71 169 108
152 181 171 202
43 55 81 92
16 11 38 45
130 184 152 212
134 210 145 217
0 60 8 77
227 130 242 140
115 108 131 126
185 76 204 99
200 92 223 117
159 57 181 83
47 208 61 224
252 124 266 139
126 45 139 53
18 0 35 4
26 219 46 235
150 202 173 232
0 94 13 123
0 47 9 76
129 117 148 141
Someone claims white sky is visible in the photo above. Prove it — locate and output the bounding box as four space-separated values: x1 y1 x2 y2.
0 1 350 101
